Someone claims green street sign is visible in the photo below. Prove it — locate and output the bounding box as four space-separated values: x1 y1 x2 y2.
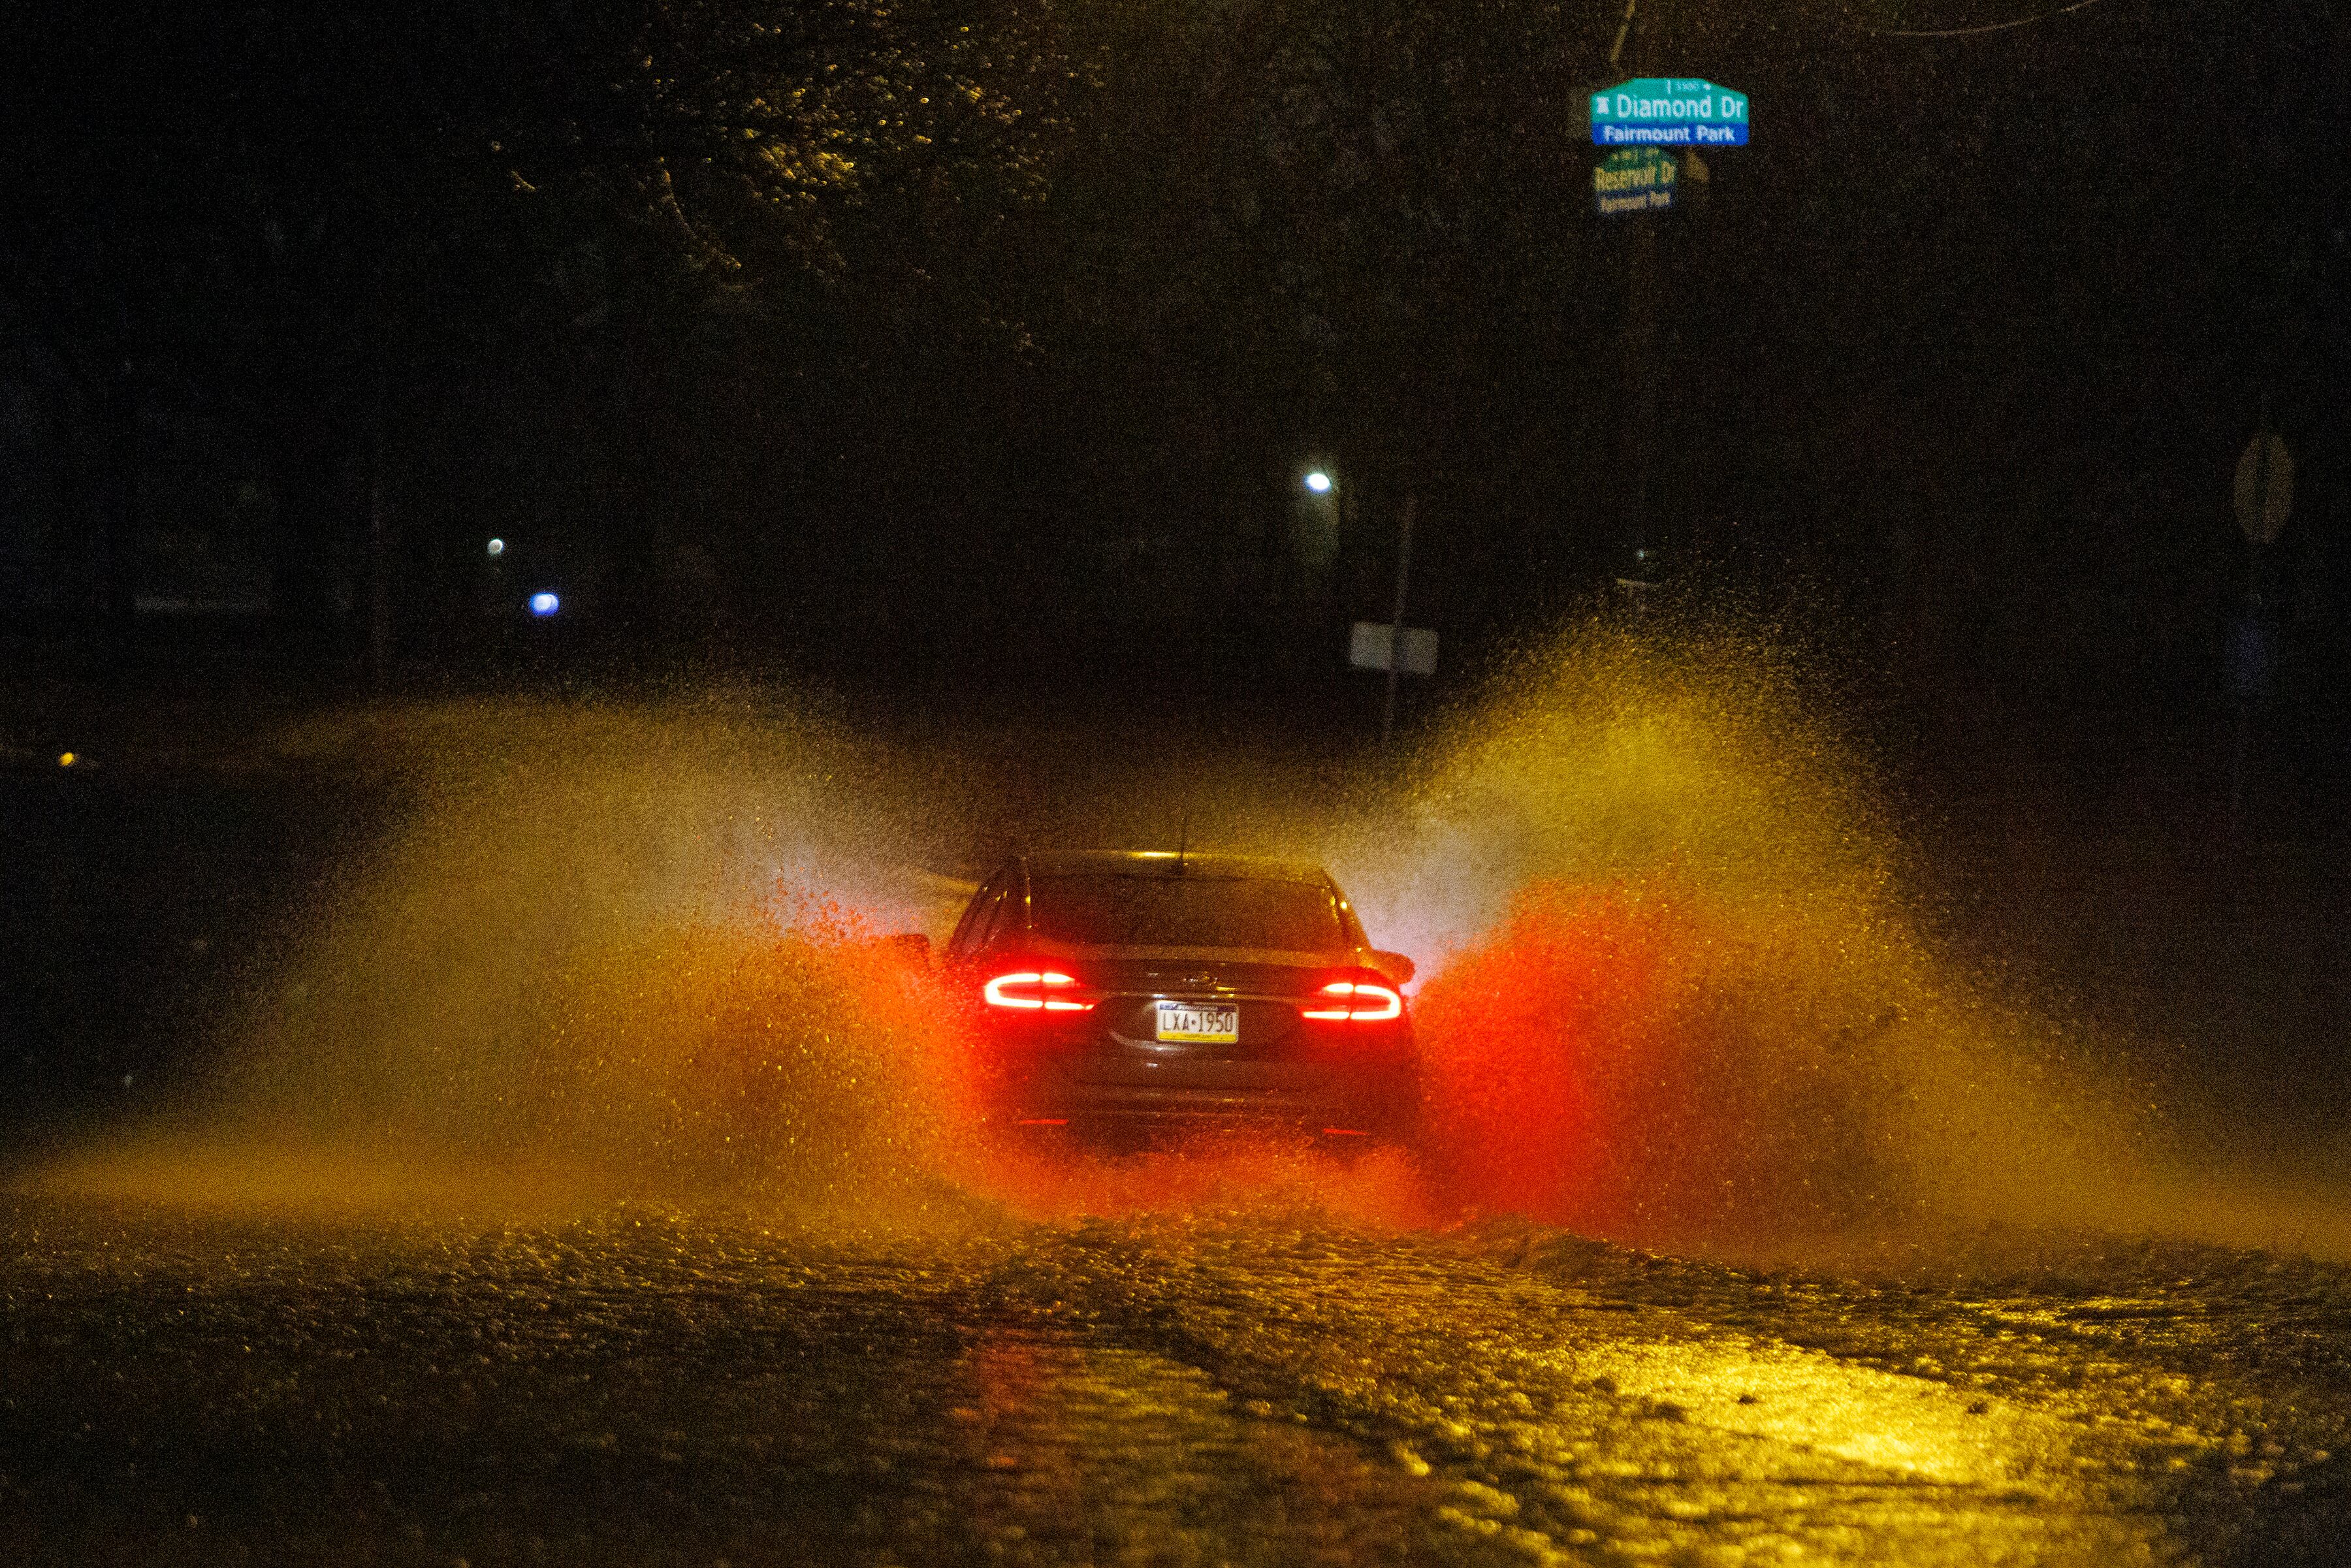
1590 78 1749 146
1593 147 1677 215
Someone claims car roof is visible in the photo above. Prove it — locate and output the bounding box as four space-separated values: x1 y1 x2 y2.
1016 850 1332 884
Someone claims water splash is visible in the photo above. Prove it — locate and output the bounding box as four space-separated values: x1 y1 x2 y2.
1332 628 1889 970
32 694 978 1225
1341 624 2345 1259
27 635 2351 1260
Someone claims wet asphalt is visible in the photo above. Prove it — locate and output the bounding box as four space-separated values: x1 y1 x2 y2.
5 1198 2347 1567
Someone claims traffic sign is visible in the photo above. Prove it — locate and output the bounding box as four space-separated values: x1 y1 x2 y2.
1349 622 1437 676
2233 431 2293 544
1590 78 1749 147
1593 148 1677 215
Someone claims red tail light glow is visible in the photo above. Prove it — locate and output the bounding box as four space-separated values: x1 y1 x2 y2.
982 969 1096 1012
1302 974 1404 1022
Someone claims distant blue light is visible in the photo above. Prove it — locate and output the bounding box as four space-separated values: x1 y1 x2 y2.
1303 470 1333 494
529 592 560 617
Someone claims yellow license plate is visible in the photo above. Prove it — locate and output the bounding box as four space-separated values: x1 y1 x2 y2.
1155 1001 1239 1044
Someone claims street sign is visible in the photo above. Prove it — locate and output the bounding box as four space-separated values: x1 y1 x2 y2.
1349 622 1437 676
2233 431 2293 544
1590 78 1749 147
1593 147 1677 215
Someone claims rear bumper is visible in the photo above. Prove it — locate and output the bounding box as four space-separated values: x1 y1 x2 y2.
984 1049 1419 1142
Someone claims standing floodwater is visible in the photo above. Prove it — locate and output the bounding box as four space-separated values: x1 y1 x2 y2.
12 629 2351 1563
5 1195 2349 1565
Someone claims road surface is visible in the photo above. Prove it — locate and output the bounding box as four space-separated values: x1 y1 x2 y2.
5 1194 2346 1565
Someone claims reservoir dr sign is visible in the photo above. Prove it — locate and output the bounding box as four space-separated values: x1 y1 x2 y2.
1591 78 1749 146
1593 148 1676 215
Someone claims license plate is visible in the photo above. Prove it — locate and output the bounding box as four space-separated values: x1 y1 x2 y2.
1155 1000 1239 1044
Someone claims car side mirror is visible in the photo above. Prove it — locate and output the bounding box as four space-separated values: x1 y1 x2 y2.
882 932 933 968
1370 950 1415 985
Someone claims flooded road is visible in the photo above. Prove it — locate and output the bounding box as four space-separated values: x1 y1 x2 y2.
7 1196 2346 1566
13 644 2351 1563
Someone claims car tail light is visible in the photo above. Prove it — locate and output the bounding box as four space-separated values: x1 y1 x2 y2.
1301 970 1404 1022
982 968 1096 1012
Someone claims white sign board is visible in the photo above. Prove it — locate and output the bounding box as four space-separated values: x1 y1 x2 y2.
1349 622 1437 675
2233 431 2293 545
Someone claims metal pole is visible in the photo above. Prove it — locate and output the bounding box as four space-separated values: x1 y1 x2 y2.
1381 494 1416 747
1623 213 1659 577
1607 0 1661 586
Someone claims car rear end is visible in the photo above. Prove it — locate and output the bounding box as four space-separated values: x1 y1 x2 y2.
946 853 1419 1150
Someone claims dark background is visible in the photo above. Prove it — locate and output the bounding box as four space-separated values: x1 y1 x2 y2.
4 0 2344 714
3 1 2348 1149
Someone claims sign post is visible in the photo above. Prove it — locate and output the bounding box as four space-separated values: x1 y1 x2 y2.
1584 63 1744 597
1382 495 1414 748
1345 496 1437 747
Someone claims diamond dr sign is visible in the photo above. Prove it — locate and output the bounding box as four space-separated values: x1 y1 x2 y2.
1591 78 1749 146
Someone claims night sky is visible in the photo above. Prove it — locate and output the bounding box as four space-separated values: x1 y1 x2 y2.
3 0 2346 775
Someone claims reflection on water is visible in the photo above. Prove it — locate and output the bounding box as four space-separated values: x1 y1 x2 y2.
958 1331 1469 1563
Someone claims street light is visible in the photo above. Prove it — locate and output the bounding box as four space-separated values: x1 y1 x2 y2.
1294 465 1341 574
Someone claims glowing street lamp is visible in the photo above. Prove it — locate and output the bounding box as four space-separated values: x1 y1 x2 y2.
1294 465 1342 577
528 591 560 617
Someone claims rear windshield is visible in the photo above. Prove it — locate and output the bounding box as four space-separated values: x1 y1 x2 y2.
1027 873 1343 952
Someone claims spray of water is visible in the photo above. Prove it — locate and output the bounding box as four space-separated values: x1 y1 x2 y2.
28 630 2350 1259
1339 624 2347 1260
33 694 979 1224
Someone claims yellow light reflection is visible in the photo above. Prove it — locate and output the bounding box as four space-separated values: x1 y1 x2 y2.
1565 1337 2070 1491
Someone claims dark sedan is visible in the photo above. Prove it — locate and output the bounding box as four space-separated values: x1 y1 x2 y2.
941 850 1420 1149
